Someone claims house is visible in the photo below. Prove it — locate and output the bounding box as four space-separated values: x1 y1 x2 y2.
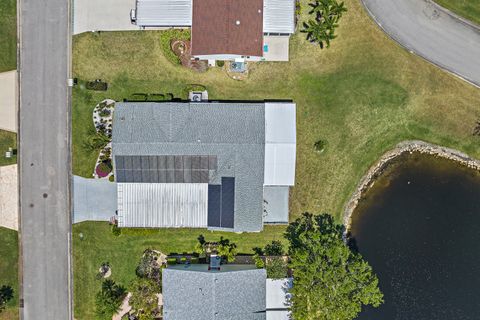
162 263 292 320
131 0 295 61
111 101 296 232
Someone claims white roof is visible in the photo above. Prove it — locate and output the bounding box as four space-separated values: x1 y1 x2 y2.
266 278 292 320
264 103 296 186
263 0 295 34
135 0 192 27
117 183 207 227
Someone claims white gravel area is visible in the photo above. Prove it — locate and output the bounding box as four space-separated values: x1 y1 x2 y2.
0 164 18 230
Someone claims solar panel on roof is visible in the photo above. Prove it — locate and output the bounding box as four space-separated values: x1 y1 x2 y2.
114 155 217 184
208 185 221 227
221 177 235 228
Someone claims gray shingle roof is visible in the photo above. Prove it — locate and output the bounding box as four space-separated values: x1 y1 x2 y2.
163 265 267 320
112 102 265 232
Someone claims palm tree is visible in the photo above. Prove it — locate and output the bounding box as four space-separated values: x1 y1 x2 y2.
302 0 346 48
302 19 337 49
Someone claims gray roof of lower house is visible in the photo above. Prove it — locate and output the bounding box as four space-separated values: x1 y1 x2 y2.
163 266 267 320
112 102 265 232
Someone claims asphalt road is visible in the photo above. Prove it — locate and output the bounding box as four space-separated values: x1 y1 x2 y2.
18 0 72 318
361 0 480 87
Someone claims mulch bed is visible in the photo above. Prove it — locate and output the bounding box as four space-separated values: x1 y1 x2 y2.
171 39 208 73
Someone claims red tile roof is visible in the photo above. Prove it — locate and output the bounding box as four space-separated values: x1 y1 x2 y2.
191 0 264 57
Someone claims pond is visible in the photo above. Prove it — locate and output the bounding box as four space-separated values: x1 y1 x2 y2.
350 152 480 319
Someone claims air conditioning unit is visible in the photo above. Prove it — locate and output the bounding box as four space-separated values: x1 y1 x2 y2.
209 254 221 271
190 92 203 102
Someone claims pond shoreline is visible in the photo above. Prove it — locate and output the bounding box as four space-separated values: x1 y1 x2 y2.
343 140 480 230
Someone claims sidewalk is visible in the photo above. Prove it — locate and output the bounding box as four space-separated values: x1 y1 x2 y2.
0 164 18 230
0 70 17 133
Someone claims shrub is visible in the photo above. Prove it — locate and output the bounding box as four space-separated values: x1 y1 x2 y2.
99 108 111 117
190 257 199 264
86 80 108 91
180 257 187 264
216 60 225 67
314 139 327 153
109 175 115 182
254 254 265 269
160 29 191 65
111 224 121 236
0 285 14 312
96 161 112 177
252 247 264 256
147 93 165 101
83 132 110 152
264 240 284 256
167 258 177 265
266 257 288 279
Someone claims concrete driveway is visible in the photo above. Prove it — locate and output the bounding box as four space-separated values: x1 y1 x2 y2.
73 0 139 34
73 176 117 223
0 165 18 230
361 0 480 87
0 71 17 132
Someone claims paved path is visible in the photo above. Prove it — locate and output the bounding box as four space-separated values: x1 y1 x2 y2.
19 0 72 318
73 176 117 223
73 0 138 34
0 71 17 132
0 165 18 230
361 0 480 87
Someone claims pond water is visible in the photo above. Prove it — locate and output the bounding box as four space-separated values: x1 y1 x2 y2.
350 152 480 320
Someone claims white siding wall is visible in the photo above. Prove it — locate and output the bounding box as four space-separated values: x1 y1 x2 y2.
118 183 208 228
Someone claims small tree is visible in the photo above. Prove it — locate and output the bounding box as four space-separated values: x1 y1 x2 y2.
285 213 383 320
0 285 13 312
95 279 126 319
264 240 284 256
266 258 288 279
129 278 159 320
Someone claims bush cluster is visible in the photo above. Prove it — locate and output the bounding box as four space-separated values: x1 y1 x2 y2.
86 80 108 91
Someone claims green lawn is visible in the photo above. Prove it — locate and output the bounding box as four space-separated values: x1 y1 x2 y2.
435 0 480 25
73 222 287 319
0 228 18 320
72 0 480 318
0 0 17 72
0 130 17 166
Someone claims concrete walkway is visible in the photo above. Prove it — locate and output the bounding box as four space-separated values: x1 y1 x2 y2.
0 165 18 230
361 0 480 87
73 0 139 35
73 176 117 223
0 71 17 132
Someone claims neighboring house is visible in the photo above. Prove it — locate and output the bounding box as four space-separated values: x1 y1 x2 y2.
162 264 292 320
111 101 296 232
131 0 295 61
